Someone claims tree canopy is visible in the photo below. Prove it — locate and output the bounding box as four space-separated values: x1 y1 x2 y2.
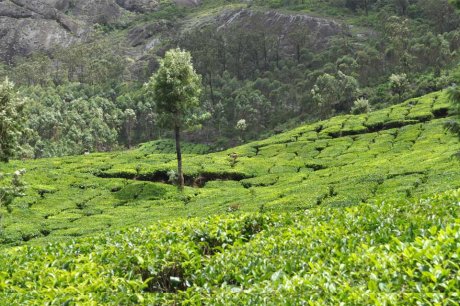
147 49 202 129
0 79 25 162
145 49 202 189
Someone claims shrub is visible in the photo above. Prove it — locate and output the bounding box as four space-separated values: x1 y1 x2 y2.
351 97 371 114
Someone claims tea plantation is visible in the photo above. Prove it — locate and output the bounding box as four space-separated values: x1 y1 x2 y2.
0 90 459 304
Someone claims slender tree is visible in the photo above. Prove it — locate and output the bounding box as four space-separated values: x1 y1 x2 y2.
123 108 137 149
146 49 202 190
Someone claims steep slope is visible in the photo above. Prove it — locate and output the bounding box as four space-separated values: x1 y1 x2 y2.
0 89 458 246
0 0 84 61
0 0 160 61
0 0 344 63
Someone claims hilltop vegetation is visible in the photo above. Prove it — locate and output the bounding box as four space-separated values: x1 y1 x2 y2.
0 1 459 303
0 0 459 153
0 89 458 246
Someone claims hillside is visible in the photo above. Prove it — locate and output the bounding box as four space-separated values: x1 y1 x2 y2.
0 90 459 303
0 89 458 247
1 1 460 304
1 0 459 153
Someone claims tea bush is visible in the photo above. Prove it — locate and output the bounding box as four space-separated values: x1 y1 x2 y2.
0 189 458 304
0 90 458 247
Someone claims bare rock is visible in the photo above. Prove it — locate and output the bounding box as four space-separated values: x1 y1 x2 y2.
0 0 89 60
68 1 122 24
115 0 160 13
0 1 33 18
0 16 78 61
173 0 201 7
127 21 172 47
215 9 345 49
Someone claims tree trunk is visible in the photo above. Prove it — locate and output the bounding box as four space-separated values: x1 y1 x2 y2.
262 33 268 69
174 124 184 190
208 70 215 105
296 43 301 64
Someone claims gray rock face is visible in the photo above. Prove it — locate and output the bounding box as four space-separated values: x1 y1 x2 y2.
0 1 343 66
116 0 159 13
0 0 203 61
0 0 163 60
0 0 88 61
215 9 345 49
0 1 33 18
127 20 172 48
173 0 201 7
69 1 122 24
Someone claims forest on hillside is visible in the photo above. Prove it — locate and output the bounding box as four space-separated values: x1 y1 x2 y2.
0 0 459 157
1 1 460 304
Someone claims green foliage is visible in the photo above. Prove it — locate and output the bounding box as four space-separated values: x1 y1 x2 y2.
145 48 203 189
389 73 409 103
0 1 458 300
0 169 26 214
0 0 457 150
312 71 360 118
0 89 458 247
445 84 460 157
139 139 210 155
0 89 458 303
351 97 371 114
145 49 202 129
446 84 460 115
0 79 26 162
0 189 459 304
21 84 122 157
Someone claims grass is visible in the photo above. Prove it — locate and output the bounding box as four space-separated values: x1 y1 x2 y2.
0 89 458 247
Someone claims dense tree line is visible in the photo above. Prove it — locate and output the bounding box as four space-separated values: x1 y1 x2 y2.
176 0 459 141
0 0 459 157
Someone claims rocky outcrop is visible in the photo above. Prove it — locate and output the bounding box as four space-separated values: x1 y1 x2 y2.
0 1 33 18
127 21 172 48
214 9 345 49
68 1 122 24
0 0 163 60
116 0 160 13
173 0 201 7
0 1 344 65
0 0 88 61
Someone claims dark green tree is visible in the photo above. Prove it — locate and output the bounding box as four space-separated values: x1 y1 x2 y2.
0 79 26 162
146 49 202 190
311 71 359 118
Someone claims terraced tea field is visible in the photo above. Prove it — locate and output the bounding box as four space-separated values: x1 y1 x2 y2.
0 90 458 247
1 89 459 304
1 184 459 304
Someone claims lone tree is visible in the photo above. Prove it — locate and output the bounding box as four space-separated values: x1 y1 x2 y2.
146 49 202 190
